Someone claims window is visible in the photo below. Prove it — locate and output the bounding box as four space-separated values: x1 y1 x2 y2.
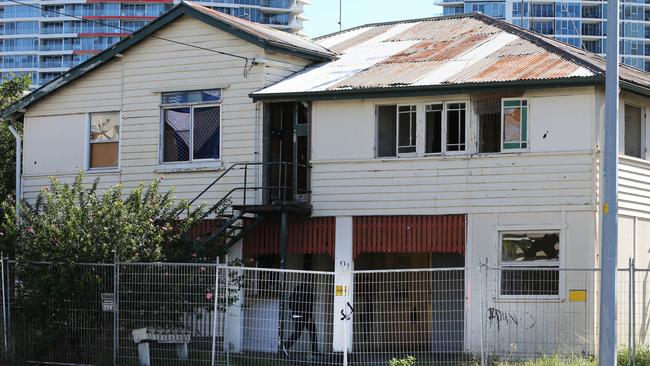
89 112 119 169
475 98 501 153
500 231 560 296
446 102 466 152
161 89 221 163
502 99 528 150
377 105 396 157
398 105 417 154
376 104 416 157
624 104 643 158
425 104 442 154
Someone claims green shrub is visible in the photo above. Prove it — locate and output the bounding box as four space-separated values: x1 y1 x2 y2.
389 356 416 366
1 173 207 263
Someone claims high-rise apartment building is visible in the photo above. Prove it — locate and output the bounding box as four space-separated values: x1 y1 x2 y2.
437 0 650 71
0 0 309 87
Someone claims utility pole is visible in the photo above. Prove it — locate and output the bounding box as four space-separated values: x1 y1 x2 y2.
599 0 619 361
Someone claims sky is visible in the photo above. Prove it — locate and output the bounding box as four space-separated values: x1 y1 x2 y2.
303 0 441 38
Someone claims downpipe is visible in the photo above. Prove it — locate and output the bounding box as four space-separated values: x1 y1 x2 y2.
7 124 21 220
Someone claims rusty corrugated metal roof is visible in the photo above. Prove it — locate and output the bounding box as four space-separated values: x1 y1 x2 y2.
253 13 650 98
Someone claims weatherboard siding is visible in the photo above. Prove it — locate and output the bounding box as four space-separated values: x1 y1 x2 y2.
310 153 596 216
619 156 650 219
309 90 599 216
21 16 298 205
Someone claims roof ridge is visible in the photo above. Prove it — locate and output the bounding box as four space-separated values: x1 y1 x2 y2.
314 12 482 41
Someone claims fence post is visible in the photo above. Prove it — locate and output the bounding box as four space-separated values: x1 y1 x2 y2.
224 255 230 366
630 258 636 365
211 257 220 366
0 253 7 359
3 256 10 361
479 258 487 366
113 254 120 366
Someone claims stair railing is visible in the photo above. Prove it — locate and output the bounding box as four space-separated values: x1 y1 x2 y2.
181 161 311 220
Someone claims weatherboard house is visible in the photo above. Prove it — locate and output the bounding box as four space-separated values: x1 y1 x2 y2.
4 1 650 358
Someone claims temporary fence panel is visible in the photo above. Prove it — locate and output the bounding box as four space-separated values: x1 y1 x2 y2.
117 263 218 366
483 267 598 361
352 267 481 366
6 261 115 365
2 259 650 365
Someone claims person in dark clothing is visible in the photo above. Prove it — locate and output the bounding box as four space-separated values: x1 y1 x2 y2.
283 282 318 358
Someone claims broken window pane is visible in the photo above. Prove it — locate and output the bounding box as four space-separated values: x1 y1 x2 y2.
163 107 191 162
161 89 221 105
503 99 528 150
89 112 119 169
397 105 416 154
425 104 442 154
500 231 560 296
193 106 220 160
446 103 466 152
377 105 397 157
475 99 501 153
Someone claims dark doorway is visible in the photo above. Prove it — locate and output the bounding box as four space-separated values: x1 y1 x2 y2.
353 253 465 363
265 102 310 204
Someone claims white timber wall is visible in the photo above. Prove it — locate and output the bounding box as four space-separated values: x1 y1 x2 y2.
465 210 598 355
20 15 310 204
309 88 599 217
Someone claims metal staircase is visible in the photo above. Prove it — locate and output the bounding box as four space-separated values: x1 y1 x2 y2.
182 162 311 251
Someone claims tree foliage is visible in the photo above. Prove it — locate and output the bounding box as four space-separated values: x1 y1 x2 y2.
1 173 208 262
0 74 30 202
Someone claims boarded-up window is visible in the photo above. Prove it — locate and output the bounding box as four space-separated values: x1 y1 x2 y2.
377 105 397 157
502 99 528 150
425 104 442 154
161 89 221 163
500 231 560 296
89 112 119 169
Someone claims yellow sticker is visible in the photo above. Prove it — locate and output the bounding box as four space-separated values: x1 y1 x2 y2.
569 289 587 302
603 202 609 214
335 285 346 296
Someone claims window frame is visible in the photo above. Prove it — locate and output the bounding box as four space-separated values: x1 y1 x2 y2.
443 100 468 155
496 226 566 301
396 103 417 157
375 100 470 158
86 110 121 172
501 98 530 152
159 90 222 165
424 102 444 156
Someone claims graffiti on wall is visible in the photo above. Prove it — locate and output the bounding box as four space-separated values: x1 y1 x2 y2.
487 307 536 331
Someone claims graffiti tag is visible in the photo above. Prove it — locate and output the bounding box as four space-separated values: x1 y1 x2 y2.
487 307 536 331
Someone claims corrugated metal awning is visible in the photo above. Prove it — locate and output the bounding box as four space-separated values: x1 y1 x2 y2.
243 217 336 258
353 215 465 259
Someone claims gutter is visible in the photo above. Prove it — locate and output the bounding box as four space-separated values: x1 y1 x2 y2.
7 124 21 219
250 76 606 102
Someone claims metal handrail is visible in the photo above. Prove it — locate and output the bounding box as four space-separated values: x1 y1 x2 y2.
183 161 312 220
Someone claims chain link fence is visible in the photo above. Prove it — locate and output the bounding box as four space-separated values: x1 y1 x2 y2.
0 258 648 365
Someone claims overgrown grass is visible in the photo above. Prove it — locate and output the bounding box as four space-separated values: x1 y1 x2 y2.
617 344 650 366
492 354 596 366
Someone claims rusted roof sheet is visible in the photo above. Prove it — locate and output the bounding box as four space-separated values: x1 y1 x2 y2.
253 13 650 98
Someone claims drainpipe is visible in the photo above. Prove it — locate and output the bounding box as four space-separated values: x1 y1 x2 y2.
7 124 21 220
